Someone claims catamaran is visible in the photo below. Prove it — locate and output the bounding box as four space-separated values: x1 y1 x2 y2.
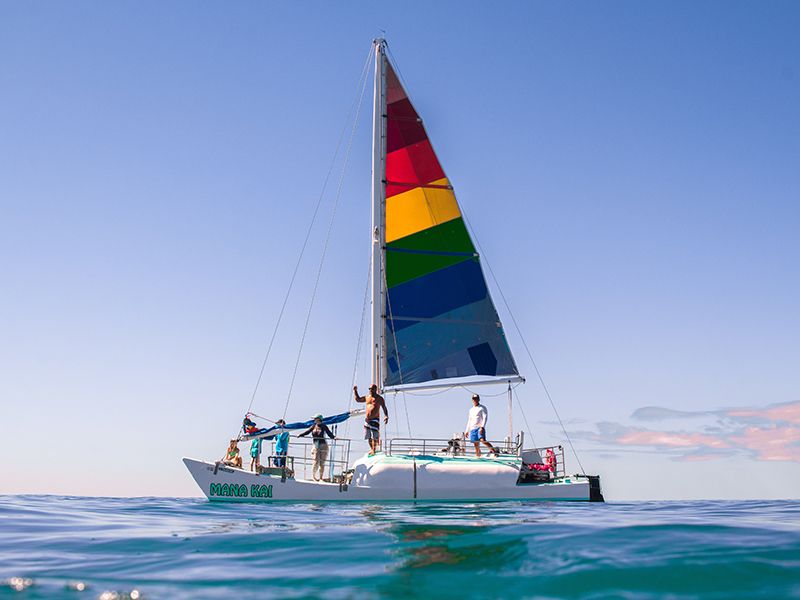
184 39 604 502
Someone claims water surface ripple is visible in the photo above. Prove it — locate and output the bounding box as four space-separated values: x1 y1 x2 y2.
1 496 798 598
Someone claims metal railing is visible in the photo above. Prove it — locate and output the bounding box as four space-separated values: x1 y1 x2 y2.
243 434 567 483
387 433 523 457
519 445 566 479
260 437 353 482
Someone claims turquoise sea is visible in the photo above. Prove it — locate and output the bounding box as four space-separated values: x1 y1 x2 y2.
1 496 798 599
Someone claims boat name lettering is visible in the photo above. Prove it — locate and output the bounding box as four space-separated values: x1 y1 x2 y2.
250 484 273 498
209 483 249 498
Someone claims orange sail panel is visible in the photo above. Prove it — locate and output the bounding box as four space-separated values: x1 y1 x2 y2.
383 61 518 387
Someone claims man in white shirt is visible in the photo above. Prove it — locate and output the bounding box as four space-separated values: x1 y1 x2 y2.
464 394 498 457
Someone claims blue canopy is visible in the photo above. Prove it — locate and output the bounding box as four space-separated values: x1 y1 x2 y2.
240 411 356 441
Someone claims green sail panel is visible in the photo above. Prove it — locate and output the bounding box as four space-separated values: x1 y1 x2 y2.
385 218 476 288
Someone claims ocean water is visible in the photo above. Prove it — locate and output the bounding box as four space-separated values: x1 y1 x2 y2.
1 496 798 599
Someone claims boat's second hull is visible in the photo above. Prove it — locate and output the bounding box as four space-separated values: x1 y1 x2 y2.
183 457 593 502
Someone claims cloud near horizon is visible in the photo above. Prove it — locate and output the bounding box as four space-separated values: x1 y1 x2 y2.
572 400 800 462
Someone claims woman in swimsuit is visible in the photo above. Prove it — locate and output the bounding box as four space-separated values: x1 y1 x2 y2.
221 439 242 469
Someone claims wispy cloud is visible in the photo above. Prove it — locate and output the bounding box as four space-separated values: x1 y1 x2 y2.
630 406 718 421
571 400 800 463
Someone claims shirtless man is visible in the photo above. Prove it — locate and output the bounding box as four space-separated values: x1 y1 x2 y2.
353 384 389 455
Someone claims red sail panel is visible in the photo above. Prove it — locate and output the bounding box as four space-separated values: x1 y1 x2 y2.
386 63 445 195
386 62 407 104
386 140 445 198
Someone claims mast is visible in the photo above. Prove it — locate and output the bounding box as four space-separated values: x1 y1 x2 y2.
371 38 387 389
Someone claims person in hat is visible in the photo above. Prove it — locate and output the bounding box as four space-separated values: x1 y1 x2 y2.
353 384 389 455
298 414 336 481
273 419 290 468
464 394 498 457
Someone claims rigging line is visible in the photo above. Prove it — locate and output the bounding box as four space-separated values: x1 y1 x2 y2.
344 254 372 441
245 46 373 416
461 213 586 475
391 392 398 439
382 264 412 437
247 412 277 424
281 48 372 420
399 387 452 397
385 45 416 110
398 381 522 398
402 391 412 437
512 386 536 448
461 382 523 398
382 263 405 388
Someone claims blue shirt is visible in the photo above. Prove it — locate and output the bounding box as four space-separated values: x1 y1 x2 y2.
275 431 290 454
250 438 262 457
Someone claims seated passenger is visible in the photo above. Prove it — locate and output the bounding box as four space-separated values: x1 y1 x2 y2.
221 439 243 468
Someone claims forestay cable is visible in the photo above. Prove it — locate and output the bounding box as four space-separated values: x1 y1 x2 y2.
461 213 586 475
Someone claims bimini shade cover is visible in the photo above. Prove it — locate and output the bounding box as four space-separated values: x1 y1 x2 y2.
383 61 518 387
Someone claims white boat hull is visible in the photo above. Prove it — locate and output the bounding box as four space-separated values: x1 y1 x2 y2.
183 455 594 502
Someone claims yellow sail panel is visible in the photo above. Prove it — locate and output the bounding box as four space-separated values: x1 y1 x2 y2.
385 178 461 243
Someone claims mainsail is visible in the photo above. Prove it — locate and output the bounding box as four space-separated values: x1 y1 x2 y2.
380 53 520 389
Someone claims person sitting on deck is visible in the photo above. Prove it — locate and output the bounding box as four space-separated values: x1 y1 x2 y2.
273 419 290 468
298 414 336 481
353 384 389 455
464 394 498 457
221 439 242 468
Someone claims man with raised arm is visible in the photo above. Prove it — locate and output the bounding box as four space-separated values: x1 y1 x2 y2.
353 384 389 455
465 394 498 457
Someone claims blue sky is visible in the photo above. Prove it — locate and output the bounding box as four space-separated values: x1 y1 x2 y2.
1 1 798 499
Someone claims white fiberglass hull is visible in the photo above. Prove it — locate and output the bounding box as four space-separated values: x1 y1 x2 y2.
183 455 593 502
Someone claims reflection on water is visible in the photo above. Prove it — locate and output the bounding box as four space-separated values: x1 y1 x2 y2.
389 523 527 571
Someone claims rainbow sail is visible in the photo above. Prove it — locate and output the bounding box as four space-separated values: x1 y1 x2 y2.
382 60 519 388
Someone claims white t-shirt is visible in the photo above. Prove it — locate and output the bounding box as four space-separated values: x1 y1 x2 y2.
465 404 488 433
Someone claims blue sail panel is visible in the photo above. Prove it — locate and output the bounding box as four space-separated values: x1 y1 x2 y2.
384 297 518 386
